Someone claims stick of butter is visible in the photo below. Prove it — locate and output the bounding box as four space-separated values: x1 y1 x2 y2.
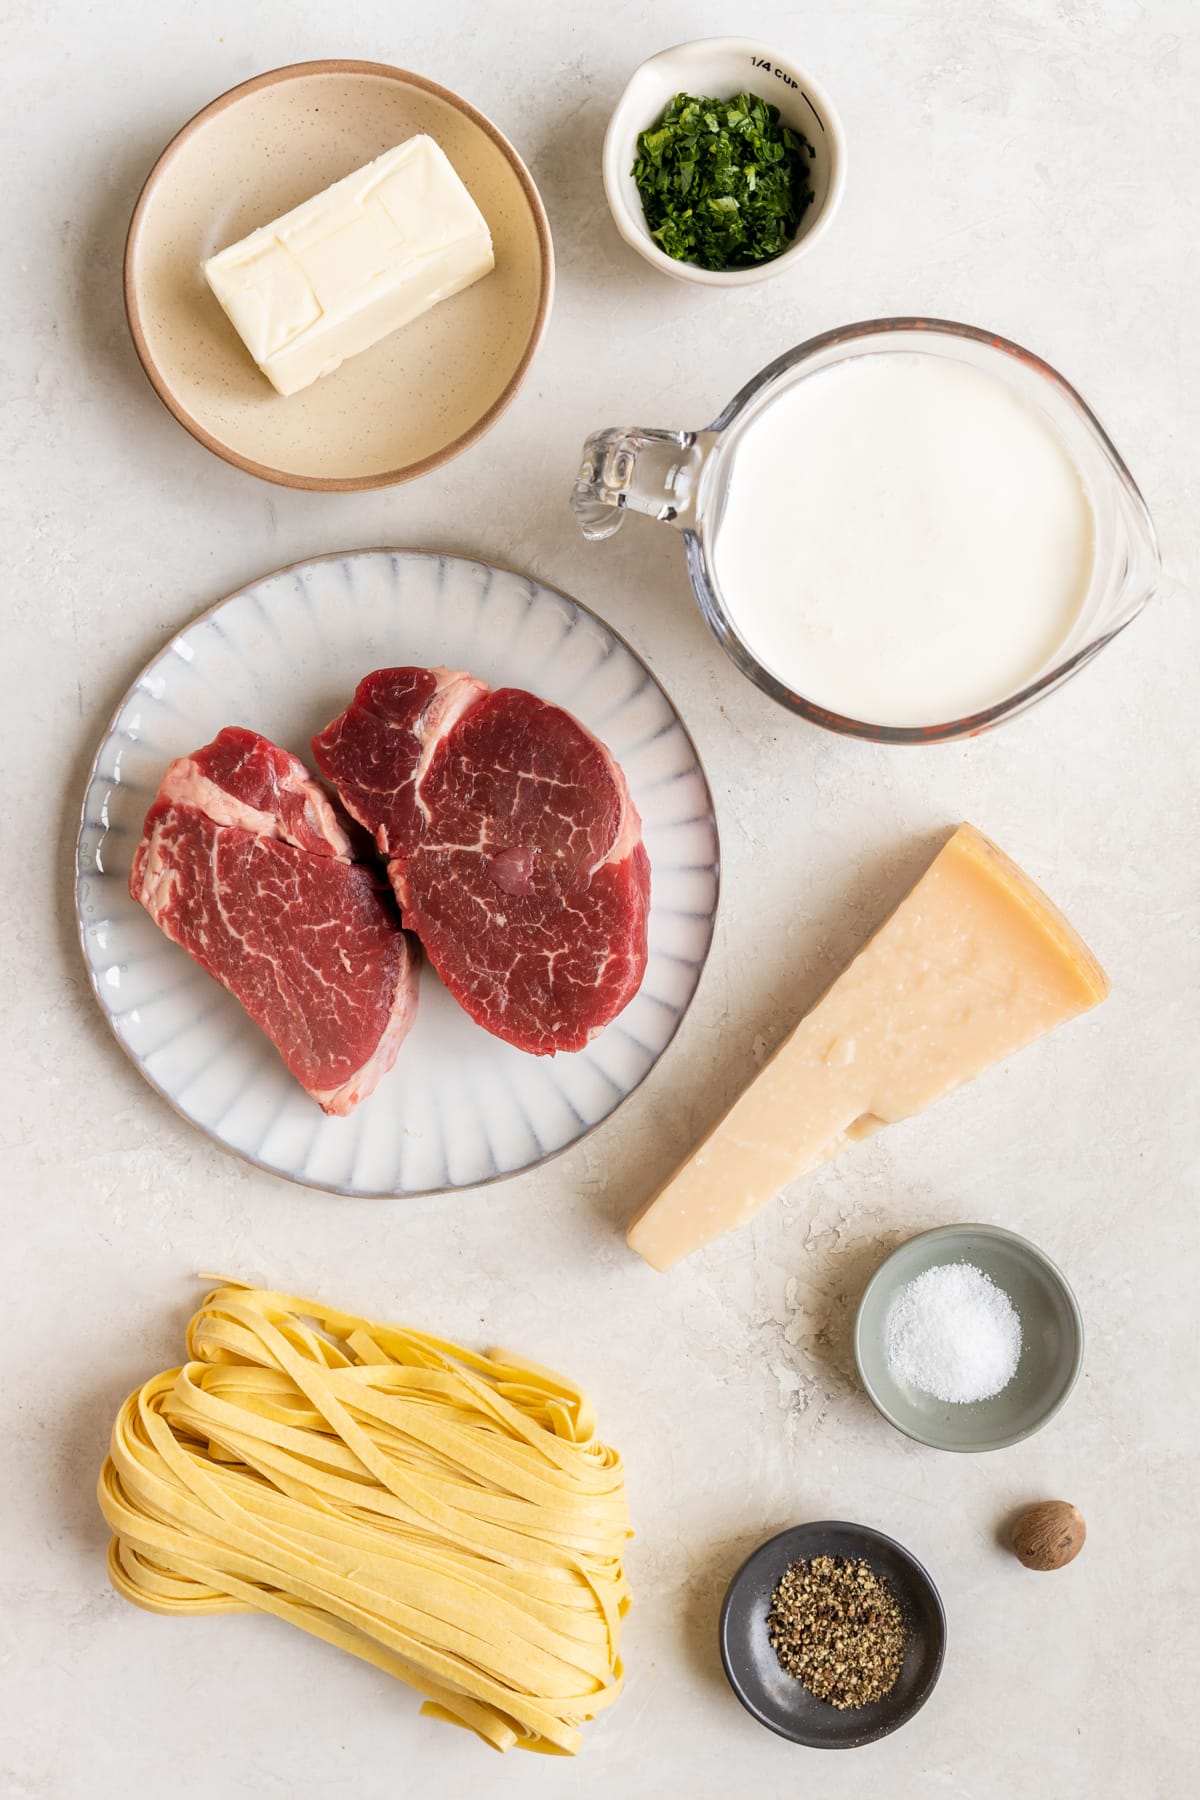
203 136 495 397
627 824 1109 1272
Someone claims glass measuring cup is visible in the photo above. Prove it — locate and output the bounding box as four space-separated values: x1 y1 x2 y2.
571 317 1161 742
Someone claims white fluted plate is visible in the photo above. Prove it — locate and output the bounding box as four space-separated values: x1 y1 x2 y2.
76 551 719 1196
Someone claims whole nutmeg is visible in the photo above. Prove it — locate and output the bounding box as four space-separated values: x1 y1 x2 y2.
1012 1500 1086 1571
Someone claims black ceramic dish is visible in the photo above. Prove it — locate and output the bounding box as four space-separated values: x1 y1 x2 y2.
718 1521 946 1748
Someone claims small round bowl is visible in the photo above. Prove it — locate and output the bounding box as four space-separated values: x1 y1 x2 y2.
125 60 553 490
854 1224 1084 1453
719 1522 945 1748
602 37 845 287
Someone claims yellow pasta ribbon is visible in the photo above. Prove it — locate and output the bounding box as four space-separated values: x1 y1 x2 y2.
98 1283 632 1755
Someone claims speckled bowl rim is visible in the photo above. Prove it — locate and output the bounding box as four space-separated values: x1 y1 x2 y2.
718 1520 946 1747
123 59 555 491
853 1223 1085 1453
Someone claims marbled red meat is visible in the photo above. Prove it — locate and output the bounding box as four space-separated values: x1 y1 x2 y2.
129 727 419 1114
312 669 650 1054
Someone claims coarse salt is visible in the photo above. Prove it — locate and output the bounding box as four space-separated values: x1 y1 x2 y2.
884 1261 1022 1404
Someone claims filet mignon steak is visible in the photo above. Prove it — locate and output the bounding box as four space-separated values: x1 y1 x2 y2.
312 668 651 1054
129 727 419 1114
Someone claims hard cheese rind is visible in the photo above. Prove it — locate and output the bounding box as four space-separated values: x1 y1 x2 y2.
627 824 1109 1272
203 135 494 396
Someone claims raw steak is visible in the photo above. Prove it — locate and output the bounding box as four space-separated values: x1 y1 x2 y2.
129 727 419 1115
312 669 651 1054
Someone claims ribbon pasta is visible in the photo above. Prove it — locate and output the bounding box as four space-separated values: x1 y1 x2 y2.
98 1283 631 1754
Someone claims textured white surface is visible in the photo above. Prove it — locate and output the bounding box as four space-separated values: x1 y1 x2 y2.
2 2 1198 1795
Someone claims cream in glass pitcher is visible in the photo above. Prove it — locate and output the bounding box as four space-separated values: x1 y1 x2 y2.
572 318 1160 742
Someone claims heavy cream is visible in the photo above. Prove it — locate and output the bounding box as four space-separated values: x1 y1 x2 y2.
710 353 1095 726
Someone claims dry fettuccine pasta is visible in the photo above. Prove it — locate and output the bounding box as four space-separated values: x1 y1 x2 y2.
98 1283 631 1754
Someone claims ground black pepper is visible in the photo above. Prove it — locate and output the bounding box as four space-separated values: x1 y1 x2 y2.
766 1554 908 1709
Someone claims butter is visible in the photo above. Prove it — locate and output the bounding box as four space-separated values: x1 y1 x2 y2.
203 136 495 396
627 825 1110 1271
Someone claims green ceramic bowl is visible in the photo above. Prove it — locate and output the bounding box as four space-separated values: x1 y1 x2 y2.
853 1224 1084 1452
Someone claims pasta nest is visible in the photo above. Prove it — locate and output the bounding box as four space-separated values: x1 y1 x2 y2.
98 1283 631 1754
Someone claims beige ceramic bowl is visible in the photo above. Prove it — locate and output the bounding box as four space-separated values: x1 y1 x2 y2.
125 60 554 490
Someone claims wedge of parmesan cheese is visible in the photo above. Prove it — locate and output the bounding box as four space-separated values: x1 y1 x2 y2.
627 824 1109 1272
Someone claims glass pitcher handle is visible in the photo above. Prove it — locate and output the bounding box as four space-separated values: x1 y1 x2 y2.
571 427 705 541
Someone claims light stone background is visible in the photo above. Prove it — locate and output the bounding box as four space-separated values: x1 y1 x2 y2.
3 1 1197 1794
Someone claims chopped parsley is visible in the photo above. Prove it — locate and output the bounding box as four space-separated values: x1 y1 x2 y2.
631 91 815 272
